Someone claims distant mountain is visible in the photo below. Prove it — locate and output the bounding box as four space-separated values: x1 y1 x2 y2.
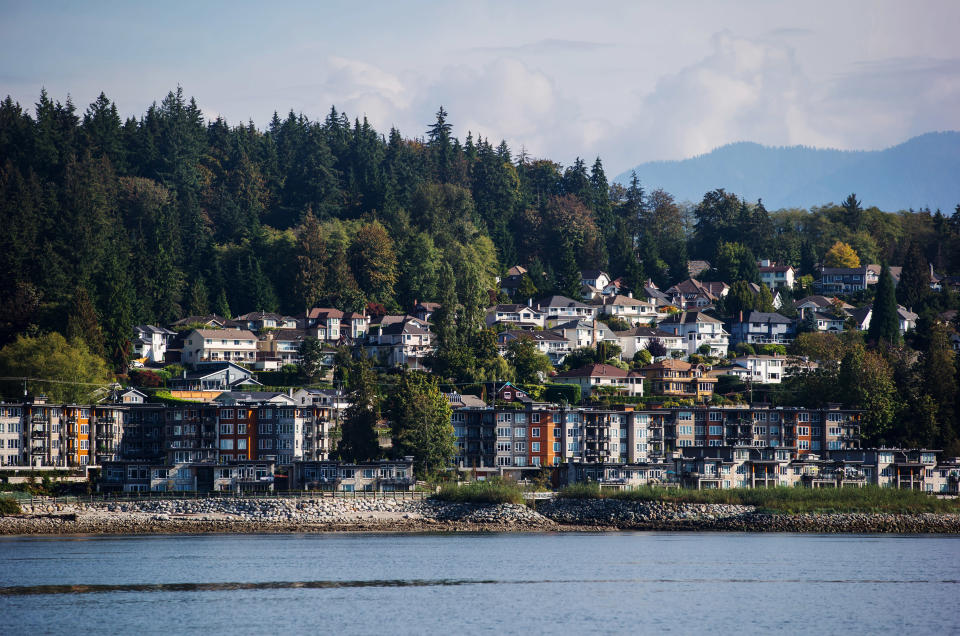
615 132 960 212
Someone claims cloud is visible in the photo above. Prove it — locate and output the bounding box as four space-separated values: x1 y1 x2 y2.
464 38 613 55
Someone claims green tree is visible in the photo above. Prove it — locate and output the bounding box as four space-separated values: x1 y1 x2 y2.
921 321 958 448
868 262 900 346
337 356 381 461
186 276 210 316
67 286 105 358
349 220 398 305
294 211 328 310
556 242 582 298
387 371 455 476
507 337 554 383
896 240 929 311
838 344 897 443
298 337 327 382
0 332 111 403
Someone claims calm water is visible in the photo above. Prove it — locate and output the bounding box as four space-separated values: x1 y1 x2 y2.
1 532 957 635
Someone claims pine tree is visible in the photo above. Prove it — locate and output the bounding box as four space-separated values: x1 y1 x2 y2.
187 277 210 316
294 211 328 310
922 322 958 448
387 371 455 476
67 285 105 358
897 240 929 311
556 242 582 299
868 262 900 346
214 288 232 319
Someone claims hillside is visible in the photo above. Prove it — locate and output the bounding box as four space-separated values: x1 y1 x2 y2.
615 132 960 212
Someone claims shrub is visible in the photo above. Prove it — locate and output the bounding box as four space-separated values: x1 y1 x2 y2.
0 497 22 516
543 383 581 405
433 479 524 505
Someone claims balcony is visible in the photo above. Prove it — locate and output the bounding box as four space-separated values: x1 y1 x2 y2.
30 426 46 438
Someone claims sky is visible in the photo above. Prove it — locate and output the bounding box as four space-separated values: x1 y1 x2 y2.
1 0 959 174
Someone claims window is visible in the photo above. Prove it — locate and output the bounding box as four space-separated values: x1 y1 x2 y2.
258 439 273 450
709 425 722 436
221 409 234 419
709 411 722 421
497 442 512 452
797 426 809 436
798 440 809 450
219 423 233 435
553 442 560 452
798 413 810 422
237 423 246 434
532 413 540 423
237 439 247 450
531 442 540 452
514 442 526 453
220 439 233 450
514 427 526 438
497 427 511 438
531 427 540 438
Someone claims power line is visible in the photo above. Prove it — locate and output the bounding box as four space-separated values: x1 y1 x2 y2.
0 376 116 387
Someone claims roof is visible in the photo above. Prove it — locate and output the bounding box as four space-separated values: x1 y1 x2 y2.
613 326 679 339
379 320 431 336
795 295 853 310
687 260 711 277
135 324 176 335
554 363 640 379
190 328 258 340
305 307 345 320
643 285 670 302
414 302 441 311
214 391 293 404
740 311 792 325
500 329 566 342
490 304 543 314
758 264 795 273
580 269 609 280
642 359 692 371
592 294 647 307
536 295 591 309
668 279 729 299
169 314 238 328
446 393 488 408
506 265 528 277
184 362 255 380
660 310 723 325
235 311 290 322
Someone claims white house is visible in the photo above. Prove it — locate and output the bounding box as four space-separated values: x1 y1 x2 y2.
729 311 795 345
364 318 435 369
496 330 570 364
181 328 258 366
485 304 547 329
658 311 730 357
849 304 918 335
728 355 788 384
133 325 176 363
552 363 644 397
535 295 597 323
613 326 685 359
758 260 796 290
591 294 658 325
553 319 620 351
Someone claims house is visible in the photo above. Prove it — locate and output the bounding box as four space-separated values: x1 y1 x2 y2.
580 270 611 291
169 362 261 391
495 382 534 405
849 304 919 335
659 311 730 357
255 329 317 371
412 301 441 322
591 294 658 325
729 311 795 345
757 260 796 289
815 264 902 295
499 265 529 298
535 295 597 322
613 326 685 359
485 303 547 329
299 308 344 342
497 329 570 364
725 354 788 384
665 279 729 310
444 392 488 409
601 277 625 297
118 388 148 404
340 311 369 339
364 317 434 369
800 308 846 332
180 328 258 366
234 311 298 331
553 319 620 351
640 359 716 400
794 295 853 313
132 325 176 364
553 363 644 397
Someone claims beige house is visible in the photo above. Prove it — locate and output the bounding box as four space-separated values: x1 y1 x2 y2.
181 328 258 365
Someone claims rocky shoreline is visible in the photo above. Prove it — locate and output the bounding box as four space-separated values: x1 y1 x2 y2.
2 497 959 535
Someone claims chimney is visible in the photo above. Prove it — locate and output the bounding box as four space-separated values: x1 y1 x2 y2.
628 291 633 299
528 297 532 307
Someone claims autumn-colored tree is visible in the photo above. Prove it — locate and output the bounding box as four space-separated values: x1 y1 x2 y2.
823 241 861 268
349 220 397 305
0 332 111 403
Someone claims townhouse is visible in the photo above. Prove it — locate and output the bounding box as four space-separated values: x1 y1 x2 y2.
658 310 730 356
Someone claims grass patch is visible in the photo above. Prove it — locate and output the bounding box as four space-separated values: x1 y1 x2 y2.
0 497 22 516
605 485 960 514
433 479 525 505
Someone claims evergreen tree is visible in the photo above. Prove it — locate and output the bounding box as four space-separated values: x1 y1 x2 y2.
556 242 582 299
67 285 105 358
337 356 381 461
922 322 958 448
868 262 900 346
897 240 929 310
214 288 231 319
186 276 209 316
349 220 397 306
297 337 327 382
387 371 455 476
294 211 328 310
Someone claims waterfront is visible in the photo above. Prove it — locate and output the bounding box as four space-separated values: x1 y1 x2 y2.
1 532 957 634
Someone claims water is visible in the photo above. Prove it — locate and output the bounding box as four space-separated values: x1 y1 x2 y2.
1 532 957 635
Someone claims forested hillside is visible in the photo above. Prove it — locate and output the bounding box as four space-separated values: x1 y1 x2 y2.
1 88 959 373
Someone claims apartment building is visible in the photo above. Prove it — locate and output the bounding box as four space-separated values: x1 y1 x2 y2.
290 458 415 492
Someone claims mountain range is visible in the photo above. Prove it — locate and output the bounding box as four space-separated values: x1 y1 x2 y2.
614 131 960 213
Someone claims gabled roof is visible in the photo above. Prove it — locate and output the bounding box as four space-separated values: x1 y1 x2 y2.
580 269 609 280
660 310 723 325
758 264 795 273
554 363 640 379
613 326 681 339
642 285 670 302
235 311 293 322
795 295 853 310
169 314 238 329
641 359 692 372
184 362 257 381
506 265 528 277
304 307 345 320
135 324 176 335
536 295 591 309
499 329 566 342
489 304 544 314
591 294 648 307
214 391 294 404
687 260 711 277
740 311 792 325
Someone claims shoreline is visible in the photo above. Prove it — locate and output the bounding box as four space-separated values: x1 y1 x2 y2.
3 497 959 536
